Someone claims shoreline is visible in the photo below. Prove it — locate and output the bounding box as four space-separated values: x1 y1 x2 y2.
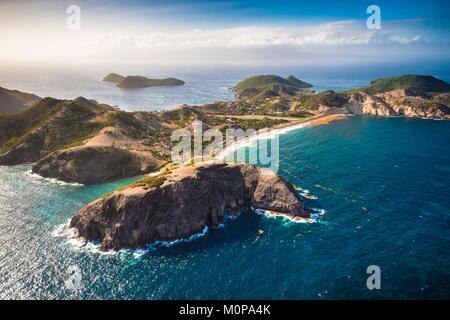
214 113 348 161
21 113 347 186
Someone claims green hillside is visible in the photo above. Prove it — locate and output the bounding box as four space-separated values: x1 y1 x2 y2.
361 75 450 94
234 75 313 99
0 87 40 114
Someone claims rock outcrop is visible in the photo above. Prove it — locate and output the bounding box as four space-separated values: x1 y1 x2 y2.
345 90 450 119
70 163 307 250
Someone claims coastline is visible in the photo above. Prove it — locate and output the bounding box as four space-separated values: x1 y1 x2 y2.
22 113 347 193
214 113 347 161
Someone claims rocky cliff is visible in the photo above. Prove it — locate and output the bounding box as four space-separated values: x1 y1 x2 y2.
344 90 450 119
70 162 307 250
287 88 450 120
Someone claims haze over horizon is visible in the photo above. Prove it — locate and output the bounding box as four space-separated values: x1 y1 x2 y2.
1 0 449 68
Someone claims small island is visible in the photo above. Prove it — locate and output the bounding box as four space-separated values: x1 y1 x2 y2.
102 73 185 88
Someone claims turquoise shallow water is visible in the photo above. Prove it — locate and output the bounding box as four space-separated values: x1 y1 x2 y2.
0 115 449 299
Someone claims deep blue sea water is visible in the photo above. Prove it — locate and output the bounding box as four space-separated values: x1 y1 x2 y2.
0 115 449 299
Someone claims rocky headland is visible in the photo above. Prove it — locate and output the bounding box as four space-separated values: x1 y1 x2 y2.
69 162 307 250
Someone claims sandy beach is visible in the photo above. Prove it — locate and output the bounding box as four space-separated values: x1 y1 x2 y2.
215 113 347 161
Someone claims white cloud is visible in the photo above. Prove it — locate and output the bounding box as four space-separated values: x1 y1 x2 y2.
92 21 424 50
0 18 435 65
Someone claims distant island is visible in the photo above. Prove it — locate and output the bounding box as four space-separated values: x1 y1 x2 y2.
233 74 313 99
1 73 449 250
0 86 40 115
103 73 185 88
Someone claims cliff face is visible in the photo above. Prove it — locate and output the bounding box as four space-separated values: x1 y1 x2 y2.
345 90 450 119
70 163 306 250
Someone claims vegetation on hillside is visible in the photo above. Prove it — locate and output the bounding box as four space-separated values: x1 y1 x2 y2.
102 73 125 82
0 98 61 153
292 90 348 111
0 86 41 114
116 76 185 88
130 173 167 190
350 75 450 94
234 75 312 99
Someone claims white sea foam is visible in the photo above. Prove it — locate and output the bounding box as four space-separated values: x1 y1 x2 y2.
54 203 323 259
294 186 318 200
253 207 326 224
310 207 327 216
53 219 223 258
53 221 117 256
25 170 84 187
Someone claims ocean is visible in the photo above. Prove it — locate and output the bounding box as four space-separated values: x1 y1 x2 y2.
0 115 449 299
0 64 450 299
1 62 449 111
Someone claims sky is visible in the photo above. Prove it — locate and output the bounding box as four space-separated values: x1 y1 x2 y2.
0 0 449 66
